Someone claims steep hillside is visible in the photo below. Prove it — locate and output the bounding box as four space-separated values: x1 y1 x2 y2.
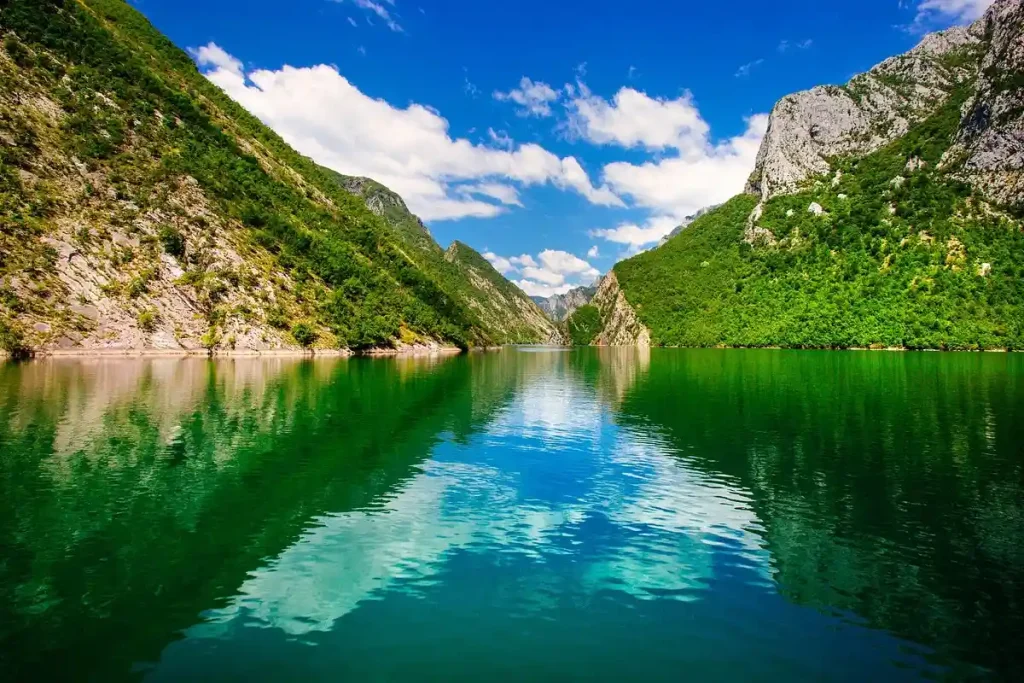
532 285 596 321
0 0 521 354
326 170 558 344
656 204 720 247
443 241 560 344
608 0 1024 351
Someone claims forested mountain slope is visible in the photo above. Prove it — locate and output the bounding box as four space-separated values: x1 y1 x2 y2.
325 171 558 344
605 0 1024 351
0 0 544 354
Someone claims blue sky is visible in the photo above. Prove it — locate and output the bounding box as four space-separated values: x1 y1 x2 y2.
131 0 990 296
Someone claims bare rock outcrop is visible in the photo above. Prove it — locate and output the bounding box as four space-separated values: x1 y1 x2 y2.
943 0 1024 207
590 272 650 347
745 19 985 201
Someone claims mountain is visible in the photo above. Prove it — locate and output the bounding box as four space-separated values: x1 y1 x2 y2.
656 205 721 247
592 0 1024 351
531 285 596 321
325 171 559 344
0 0 549 355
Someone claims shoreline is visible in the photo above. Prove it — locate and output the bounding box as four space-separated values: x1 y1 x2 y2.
2 344 1016 360
0 345 465 360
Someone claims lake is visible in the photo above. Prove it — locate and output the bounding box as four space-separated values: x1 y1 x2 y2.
1 349 1022 681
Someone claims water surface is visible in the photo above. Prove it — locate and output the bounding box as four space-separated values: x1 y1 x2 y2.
1 349 1022 681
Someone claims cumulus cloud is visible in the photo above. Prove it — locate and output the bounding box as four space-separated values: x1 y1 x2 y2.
590 215 681 248
192 44 621 221
734 59 764 78
913 0 993 26
564 84 709 153
482 251 514 274
189 43 243 77
592 113 767 246
493 77 561 117
484 249 599 297
587 246 599 258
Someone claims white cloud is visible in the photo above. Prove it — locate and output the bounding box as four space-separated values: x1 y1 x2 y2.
913 0 993 25
587 246 599 258
588 107 768 247
591 215 681 247
189 43 243 77
487 128 513 150
458 183 523 207
485 249 599 297
482 252 514 274
564 84 709 153
351 0 403 32
734 59 764 78
347 16 358 27
493 77 561 117
193 44 621 221
510 254 537 268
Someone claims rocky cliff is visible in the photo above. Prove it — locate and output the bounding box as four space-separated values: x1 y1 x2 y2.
604 0 1024 350
943 0 1024 207
746 8 995 202
531 285 596 321
589 272 649 347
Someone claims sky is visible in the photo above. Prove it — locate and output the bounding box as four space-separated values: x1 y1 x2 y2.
131 0 993 297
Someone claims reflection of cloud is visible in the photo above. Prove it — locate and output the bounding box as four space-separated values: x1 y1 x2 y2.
168 353 769 644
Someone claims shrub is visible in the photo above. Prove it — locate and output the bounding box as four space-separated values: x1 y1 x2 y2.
158 226 185 259
199 326 221 350
266 306 289 329
291 322 317 348
0 318 31 359
137 308 157 332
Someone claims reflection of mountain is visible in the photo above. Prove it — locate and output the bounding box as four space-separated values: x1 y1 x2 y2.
0 356 516 681
614 349 1024 678
149 349 768 662
3 350 1019 680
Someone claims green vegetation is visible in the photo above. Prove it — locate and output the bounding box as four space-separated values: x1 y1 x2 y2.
565 304 602 346
290 322 317 348
325 170 553 344
0 0 503 351
0 317 30 358
157 226 185 259
616 88 1024 350
136 308 157 332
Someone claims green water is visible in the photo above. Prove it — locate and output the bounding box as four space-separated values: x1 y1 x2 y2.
0 349 1022 681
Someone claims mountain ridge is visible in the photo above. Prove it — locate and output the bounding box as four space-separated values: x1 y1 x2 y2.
0 0 553 355
594 0 1024 350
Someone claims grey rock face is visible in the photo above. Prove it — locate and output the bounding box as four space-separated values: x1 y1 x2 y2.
746 21 984 201
943 0 1024 207
532 286 596 321
590 272 649 347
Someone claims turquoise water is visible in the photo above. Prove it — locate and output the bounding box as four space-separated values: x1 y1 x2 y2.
1 349 1022 680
